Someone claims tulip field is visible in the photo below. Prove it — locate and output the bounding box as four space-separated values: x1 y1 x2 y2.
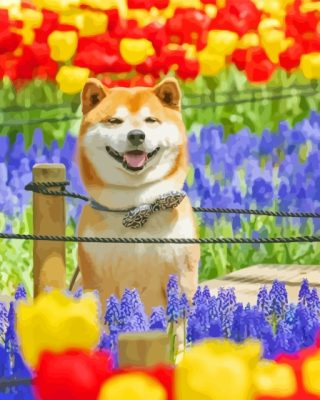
3 0 320 398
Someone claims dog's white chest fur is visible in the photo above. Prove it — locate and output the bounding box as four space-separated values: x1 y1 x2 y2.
79 206 196 292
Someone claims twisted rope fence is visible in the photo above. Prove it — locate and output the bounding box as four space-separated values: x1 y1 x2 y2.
2 162 320 392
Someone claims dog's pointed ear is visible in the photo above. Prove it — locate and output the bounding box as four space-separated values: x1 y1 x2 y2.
153 77 181 111
81 78 108 114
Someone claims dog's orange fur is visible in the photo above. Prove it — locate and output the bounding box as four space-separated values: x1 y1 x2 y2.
75 77 200 316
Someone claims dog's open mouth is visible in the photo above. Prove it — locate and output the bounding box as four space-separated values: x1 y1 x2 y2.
105 146 160 171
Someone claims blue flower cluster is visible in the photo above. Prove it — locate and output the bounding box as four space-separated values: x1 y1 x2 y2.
2 111 320 234
1 277 320 397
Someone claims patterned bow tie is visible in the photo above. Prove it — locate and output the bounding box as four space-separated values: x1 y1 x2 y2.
90 191 186 229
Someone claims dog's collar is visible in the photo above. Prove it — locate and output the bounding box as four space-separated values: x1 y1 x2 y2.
89 191 186 229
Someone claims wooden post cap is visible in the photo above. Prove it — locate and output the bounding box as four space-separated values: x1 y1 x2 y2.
33 164 66 297
118 331 170 367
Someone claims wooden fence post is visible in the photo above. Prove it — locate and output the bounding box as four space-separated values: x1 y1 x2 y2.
118 331 170 367
33 164 66 297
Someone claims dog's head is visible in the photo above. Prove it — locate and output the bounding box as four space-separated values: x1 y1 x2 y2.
77 78 188 192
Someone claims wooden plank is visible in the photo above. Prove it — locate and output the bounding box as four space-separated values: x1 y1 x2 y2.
33 164 66 297
201 264 320 304
118 331 170 367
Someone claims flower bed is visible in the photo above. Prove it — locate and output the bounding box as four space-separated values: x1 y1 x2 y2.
1 0 320 87
1 276 320 399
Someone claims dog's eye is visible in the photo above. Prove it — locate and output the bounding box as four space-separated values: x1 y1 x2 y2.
107 118 123 125
145 117 159 124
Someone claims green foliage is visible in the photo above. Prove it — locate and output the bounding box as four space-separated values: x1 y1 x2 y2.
1 69 320 146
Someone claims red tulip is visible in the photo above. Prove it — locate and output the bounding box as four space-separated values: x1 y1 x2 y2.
0 30 22 54
136 55 163 78
78 33 119 55
74 41 132 74
279 42 303 71
210 0 262 36
231 48 248 71
34 349 113 400
165 8 211 48
127 0 169 8
160 47 186 74
285 6 318 39
143 22 168 56
244 47 276 83
176 58 200 80
34 10 59 43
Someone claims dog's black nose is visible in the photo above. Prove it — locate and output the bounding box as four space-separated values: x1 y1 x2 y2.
127 130 145 146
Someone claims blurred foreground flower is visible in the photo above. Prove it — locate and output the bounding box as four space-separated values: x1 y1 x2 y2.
34 348 113 400
16 289 101 367
175 338 261 400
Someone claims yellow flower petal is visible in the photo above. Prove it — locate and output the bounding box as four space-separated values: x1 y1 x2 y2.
33 0 80 12
253 360 297 397
207 30 239 55
261 29 289 63
98 373 167 400
176 339 260 400
302 352 320 395
16 289 100 367
238 33 260 49
120 38 155 65
48 31 78 62
59 9 108 37
198 50 225 76
300 53 320 79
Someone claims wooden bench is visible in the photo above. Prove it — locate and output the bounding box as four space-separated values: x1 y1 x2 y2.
201 263 320 304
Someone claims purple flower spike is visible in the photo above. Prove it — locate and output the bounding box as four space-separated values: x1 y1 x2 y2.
149 307 167 331
179 293 190 319
105 295 120 328
298 278 310 306
14 284 27 301
257 286 271 316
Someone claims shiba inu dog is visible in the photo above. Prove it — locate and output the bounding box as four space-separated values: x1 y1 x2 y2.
75 77 200 316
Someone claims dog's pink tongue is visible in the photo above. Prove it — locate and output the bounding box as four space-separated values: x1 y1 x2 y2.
124 151 147 168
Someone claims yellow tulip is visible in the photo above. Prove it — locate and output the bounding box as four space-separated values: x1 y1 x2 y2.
21 8 43 29
207 30 239 55
16 289 100 367
171 0 202 8
258 18 283 34
253 360 297 397
198 50 225 76
261 29 292 63
21 28 35 46
300 1 320 12
204 5 217 18
60 9 108 37
302 351 320 395
176 339 261 400
48 31 78 62
238 33 260 49
120 38 155 65
98 373 167 400
80 0 127 19
300 53 320 79
33 0 80 12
